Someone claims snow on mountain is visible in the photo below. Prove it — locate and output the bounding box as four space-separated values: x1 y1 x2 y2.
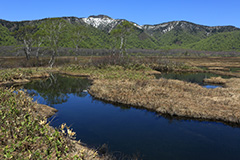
82 15 115 28
80 15 239 36
82 15 121 32
82 15 143 32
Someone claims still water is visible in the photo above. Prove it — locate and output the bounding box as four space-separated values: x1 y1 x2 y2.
155 72 232 88
22 74 240 160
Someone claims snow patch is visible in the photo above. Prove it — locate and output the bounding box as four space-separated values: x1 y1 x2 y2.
157 24 168 28
82 17 116 28
133 23 143 29
162 25 174 33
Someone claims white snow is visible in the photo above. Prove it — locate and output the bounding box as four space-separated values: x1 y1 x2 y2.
162 25 174 33
82 17 115 28
157 24 168 28
133 23 143 29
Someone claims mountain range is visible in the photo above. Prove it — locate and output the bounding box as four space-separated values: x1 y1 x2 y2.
1 15 240 52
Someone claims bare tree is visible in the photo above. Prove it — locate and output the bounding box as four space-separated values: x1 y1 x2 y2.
33 29 45 61
40 18 68 67
71 25 87 53
110 21 134 56
14 25 37 60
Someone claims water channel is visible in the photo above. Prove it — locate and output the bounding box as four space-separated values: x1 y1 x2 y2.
155 72 232 88
21 74 240 160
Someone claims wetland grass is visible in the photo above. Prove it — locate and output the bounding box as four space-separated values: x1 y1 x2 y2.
88 74 240 124
62 59 240 124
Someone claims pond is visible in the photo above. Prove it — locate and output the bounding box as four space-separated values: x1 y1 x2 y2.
155 72 231 88
22 74 240 160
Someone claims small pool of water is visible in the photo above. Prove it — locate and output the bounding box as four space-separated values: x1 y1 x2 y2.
155 72 231 88
22 75 240 160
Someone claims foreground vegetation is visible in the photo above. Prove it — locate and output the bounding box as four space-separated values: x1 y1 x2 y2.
0 87 108 159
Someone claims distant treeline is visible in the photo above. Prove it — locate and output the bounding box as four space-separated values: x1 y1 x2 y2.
1 46 240 57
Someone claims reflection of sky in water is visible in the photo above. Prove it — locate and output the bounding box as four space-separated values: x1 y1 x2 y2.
203 85 221 89
23 75 240 160
156 72 231 88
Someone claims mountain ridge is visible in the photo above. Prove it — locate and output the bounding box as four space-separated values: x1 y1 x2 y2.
1 14 239 33
1 15 240 52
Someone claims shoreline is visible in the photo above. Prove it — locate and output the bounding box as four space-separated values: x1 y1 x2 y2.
2 68 240 125
0 72 50 86
0 69 108 159
88 77 240 124
89 93 240 127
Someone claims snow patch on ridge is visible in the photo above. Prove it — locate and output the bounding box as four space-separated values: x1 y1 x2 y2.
133 23 143 29
82 17 116 28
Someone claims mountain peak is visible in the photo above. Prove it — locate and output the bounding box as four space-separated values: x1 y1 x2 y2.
82 15 118 32
88 15 113 19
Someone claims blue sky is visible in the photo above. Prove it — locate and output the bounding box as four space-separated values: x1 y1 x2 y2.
1 0 239 27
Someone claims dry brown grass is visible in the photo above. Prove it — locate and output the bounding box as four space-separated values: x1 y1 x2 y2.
207 70 240 77
171 57 240 68
203 77 227 84
89 77 240 124
208 67 230 71
0 68 50 86
169 57 240 77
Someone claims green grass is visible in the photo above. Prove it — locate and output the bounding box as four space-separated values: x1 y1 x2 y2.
0 87 103 160
0 88 70 159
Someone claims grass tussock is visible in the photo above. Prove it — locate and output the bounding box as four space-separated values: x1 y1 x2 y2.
89 77 240 124
207 70 240 78
203 77 227 84
0 87 107 160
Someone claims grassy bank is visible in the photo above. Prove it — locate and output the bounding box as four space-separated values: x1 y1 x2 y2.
61 64 157 80
0 87 110 160
0 68 51 86
88 77 240 124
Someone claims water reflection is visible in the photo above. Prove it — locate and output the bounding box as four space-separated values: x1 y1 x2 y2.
22 74 240 160
155 72 231 87
23 74 91 106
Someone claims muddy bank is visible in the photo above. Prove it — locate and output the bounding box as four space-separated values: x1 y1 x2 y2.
89 78 240 124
